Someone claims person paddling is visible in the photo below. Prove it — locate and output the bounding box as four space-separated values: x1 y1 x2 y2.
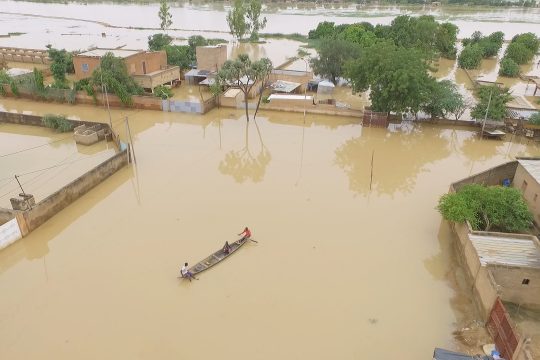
222 241 231 254
237 227 251 243
180 262 198 281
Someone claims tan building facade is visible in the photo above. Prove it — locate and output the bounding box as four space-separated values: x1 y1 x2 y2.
73 48 178 90
514 159 540 224
195 45 227 72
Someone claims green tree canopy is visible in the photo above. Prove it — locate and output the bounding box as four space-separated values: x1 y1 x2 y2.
438 184 533 233
499 57 520 77
216 54 272 121
346 42 433 113
227 0 248 40
310 38 361 85
470 86 512 121
422 79 465 119
458 44 484 69
511 32 540 54
148 33 172 51
47 46 74 89
158 0 172 32
245 0 267 41
505 41 535 65
528 112 540 125
91 52 143 105
435 22 459 59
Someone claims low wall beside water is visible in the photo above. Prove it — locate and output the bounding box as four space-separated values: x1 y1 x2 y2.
19 150 128 233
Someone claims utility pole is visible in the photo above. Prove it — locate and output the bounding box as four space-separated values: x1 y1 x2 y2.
481 87 493 138
14 175 32 209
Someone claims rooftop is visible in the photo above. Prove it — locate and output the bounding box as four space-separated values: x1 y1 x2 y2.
271 80 300 93
518 159 540 184
77 48 142 59
469 233 540 268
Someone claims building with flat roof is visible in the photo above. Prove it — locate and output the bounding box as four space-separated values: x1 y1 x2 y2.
73 48 180 91
448 159 540 318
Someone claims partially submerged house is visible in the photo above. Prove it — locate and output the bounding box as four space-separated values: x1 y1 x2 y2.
73 48 180 92
449 159 540 317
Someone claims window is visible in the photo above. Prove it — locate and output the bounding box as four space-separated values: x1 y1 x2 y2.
535 194 538 202
82 63 89 73
522 279 530 285
521 180 528 193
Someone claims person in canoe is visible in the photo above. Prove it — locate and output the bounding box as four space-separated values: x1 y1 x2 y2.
222 241 231 254
237 227 251 243
180 262 198 281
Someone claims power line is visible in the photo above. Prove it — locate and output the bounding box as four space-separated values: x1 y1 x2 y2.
0 134 74 158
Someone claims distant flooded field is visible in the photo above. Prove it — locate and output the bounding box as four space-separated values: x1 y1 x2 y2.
0 97 539 359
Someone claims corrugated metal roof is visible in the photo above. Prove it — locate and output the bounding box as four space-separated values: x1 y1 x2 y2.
518 159 540 184
469 234 540 268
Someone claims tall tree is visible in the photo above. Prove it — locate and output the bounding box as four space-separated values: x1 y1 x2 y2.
310 38 361 85
470 86 512 121
245 0 267 41
216 54 272 121
158 0 172 32
422 80 465 119
347 42 432 114
227 0 248 41
47 45 73 89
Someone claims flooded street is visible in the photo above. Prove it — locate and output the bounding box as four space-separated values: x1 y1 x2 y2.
1 98 540 359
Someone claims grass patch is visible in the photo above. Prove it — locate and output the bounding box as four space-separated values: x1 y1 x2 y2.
42 114 73 132
260 32 309 42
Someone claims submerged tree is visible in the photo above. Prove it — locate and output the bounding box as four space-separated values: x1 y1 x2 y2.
245 0 267 41
310 38 361 85
216 54 272 121
158 0 173 32
438 184 532 233
227 0 248 41
148 33 172 51
470 86 512 121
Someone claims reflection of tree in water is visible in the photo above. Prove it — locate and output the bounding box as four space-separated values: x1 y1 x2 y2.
335 124 450 196
219 118 271 183
460 133 503 162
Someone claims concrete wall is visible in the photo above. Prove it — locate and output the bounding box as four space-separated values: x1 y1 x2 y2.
0 217 23 250
0 208 16 226
452 222 499 319
0 110 101 129
489 265 540 309
196 45 227 72
0 47 50 64
18 150 128 233
513 163 540 224
451 161 519 192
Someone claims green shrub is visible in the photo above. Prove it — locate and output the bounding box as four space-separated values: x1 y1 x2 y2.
504 42 534 65
499 57 520 77
458 44 483 69
529 112 540 125
153 85 173 100
42 114 73 132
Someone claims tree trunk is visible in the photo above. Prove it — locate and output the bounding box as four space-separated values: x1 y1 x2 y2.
244 91 250 122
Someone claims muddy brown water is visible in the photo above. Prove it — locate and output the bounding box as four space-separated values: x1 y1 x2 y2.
1 98 539 359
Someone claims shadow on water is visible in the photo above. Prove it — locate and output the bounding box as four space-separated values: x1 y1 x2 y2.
0 165 133 275
334 123 451 196
218 116 271 183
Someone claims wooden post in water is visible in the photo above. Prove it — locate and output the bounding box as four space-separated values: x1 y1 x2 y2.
14 175 32 209
125 117 136 164
369 150 374 191
481 88 493 138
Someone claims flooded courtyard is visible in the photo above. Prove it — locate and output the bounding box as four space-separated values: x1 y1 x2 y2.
1 98 540 359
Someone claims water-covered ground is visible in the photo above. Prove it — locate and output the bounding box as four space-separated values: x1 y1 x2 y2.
0 97 539 359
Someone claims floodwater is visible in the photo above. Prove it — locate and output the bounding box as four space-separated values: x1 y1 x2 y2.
1 97 540 359
1 1 540 51
0 121 117 208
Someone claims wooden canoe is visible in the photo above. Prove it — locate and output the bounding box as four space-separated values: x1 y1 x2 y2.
184 237 249 277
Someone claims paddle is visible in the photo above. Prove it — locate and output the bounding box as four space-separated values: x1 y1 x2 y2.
250 238 258 243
